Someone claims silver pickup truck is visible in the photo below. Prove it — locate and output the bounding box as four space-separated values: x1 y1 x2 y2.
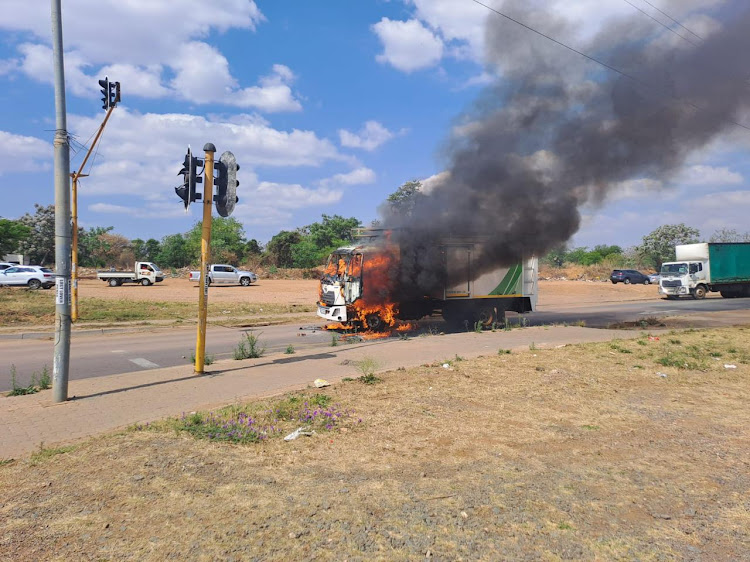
189 264 258 286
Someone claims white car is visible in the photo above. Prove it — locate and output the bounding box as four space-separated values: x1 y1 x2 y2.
0 265 55 289
189 264 258 286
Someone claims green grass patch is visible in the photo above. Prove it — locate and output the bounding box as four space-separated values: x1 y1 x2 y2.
30 445 76 464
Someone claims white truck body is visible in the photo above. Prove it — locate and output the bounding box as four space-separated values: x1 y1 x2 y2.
189 264 257 286
96 262 164 286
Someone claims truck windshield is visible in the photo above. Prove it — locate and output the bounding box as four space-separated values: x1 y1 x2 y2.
322 253 362 281
661 263 687 275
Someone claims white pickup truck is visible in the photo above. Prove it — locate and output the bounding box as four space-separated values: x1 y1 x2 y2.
189 264 258 286
97 262 165 286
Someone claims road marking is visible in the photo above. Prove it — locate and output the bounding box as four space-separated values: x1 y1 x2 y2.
111 350 125 353
129 358 160 369
639 310 678 315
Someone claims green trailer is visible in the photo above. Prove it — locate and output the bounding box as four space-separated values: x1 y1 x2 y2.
706 243 750 284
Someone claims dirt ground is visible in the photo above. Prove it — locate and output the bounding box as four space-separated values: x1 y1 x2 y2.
76 277 665 307
1 327 748 560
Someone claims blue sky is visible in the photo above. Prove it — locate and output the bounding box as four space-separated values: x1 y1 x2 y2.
1 0 748 249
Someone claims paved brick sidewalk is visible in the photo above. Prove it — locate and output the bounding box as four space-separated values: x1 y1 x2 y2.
0 326 637 459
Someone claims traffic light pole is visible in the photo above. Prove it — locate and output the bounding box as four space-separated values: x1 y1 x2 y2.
195 143 216 374
51 0 71 402
70 105 115 322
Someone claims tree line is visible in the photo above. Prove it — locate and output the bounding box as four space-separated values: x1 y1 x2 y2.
2 199 748 271
543 224 750 271
0 204 362 270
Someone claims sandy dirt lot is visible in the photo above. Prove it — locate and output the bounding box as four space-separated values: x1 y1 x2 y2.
77 277 319 305
1 328 748 559
76 277 665 307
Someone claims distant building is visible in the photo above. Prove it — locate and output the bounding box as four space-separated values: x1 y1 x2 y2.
2 253 29 265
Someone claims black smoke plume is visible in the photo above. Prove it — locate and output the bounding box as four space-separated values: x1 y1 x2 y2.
381 1 750 296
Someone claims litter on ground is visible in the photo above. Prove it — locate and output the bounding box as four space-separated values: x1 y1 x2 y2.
284 427 315 441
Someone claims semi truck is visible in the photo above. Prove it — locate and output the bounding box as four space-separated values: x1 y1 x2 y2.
317 230 537 330
96 261 165 286
659 243 750 299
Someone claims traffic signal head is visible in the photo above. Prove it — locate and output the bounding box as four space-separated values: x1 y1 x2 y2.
98 77 110 110
109 81 120 108
215 151 239 217
175 147 203 210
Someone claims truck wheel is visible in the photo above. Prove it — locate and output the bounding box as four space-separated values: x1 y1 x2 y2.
240 277 251 286
692 285 706 299
27 279 42 290
475 306 496 329
108 278 119 287
365 313 387 332
623 278 631 285
720 291 731 298
611 280 617 284
141 278 151 286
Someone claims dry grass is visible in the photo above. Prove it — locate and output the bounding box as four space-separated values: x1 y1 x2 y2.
1 327 749 560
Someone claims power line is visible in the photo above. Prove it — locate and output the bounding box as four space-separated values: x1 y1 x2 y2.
640 0 704 41
467 0 750 132
621 0 699 47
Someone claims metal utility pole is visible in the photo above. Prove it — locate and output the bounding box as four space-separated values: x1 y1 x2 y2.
51 0 71 402
70 104 115 321
194 143 216 373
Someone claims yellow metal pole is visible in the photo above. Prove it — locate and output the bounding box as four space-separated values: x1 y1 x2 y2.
71 174 79 321
195 143 216 374
69 104 114 322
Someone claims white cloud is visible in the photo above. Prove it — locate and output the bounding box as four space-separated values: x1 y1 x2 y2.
0 58 19 76
0 1 264 64
61 107 345 228
88 202 189 219
372 18 444 73
231 65 302 112
410 0 487 59
0 1 303 111
339 121 400 151
601 178 666 202
256 182 343 209
318 167 376 188
678 165 743 186
88 203 137 215
0 130 51 175
99 64 170 99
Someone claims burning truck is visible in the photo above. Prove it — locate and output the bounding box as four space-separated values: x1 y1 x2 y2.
317 229 537 331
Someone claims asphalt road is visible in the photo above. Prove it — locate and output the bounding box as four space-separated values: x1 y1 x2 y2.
2 295 749 392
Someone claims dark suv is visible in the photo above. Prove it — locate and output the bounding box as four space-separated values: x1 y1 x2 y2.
610 269 650 284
